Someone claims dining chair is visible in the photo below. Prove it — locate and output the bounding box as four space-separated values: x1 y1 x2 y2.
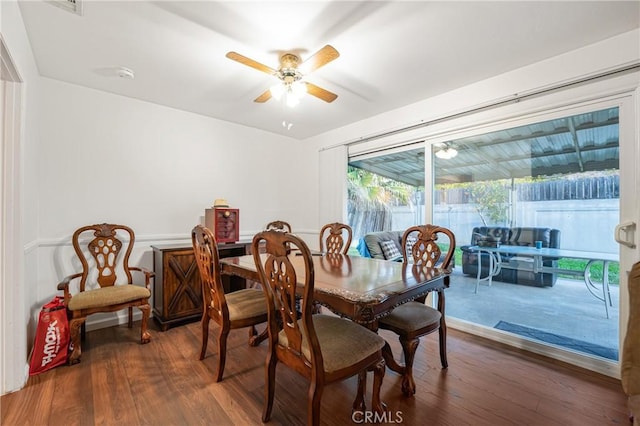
377 224 455 396
319 222 353 254
252 230 386 426
57 223 153 365
264 220 292 233
192 225 268 382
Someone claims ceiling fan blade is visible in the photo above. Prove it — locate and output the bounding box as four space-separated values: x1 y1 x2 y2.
305 82 338 103
254 89 272 103
299 45 340 74
253 89 271 103
226 51 276 75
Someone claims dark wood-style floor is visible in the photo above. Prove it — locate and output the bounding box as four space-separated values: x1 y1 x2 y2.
2 319 629 426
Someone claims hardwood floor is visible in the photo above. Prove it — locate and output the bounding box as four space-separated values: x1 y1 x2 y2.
2 319 629 425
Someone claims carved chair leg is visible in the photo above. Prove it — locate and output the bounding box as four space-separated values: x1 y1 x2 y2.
199 313 210 360
353 371 367 413
308 380 324 426
215 326 230 382
371 358 387 415
628 395 639 426
128 306 133 328
399 337 420 397
248 325 269 347
437 290 448 369
382 341 405 375
138 303 151 344
262 353 277 423
439 324 448 369
68 317 85 365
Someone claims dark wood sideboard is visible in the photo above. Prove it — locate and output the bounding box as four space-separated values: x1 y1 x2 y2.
151 241 254 331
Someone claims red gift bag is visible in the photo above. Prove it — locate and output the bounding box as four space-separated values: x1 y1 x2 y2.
29 296 70 375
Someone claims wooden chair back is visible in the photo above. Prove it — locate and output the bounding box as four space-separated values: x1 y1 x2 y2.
72 223 136 291
319 222 353 254
192 225 229 322
252 230 322 374
264 220 292 233
402 224 456 272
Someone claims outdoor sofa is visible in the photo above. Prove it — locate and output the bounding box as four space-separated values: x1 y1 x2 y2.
460 226 561 287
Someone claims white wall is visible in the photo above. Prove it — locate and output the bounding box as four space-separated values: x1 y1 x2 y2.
35 76 319 313
306 30 640 151
36 78 317 238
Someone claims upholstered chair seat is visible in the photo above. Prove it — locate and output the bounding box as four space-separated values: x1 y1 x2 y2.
225 289 269 321
68 285 151 311
379 301 441 332
278 315 385 374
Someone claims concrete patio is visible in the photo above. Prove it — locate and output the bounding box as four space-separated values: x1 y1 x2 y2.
445 268 620 358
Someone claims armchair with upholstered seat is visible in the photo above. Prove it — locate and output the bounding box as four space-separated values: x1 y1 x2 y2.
252 230 386 426
57 223 153 364
192 225 268 382
377 224 455 396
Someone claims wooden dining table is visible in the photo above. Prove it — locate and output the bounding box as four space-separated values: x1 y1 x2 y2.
219 252 450 382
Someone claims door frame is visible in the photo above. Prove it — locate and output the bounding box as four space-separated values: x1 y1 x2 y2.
1 34 26 394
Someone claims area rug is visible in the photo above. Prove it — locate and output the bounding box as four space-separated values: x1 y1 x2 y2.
494 320 618 361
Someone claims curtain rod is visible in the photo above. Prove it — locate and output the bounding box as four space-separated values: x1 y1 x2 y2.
320 61 639 152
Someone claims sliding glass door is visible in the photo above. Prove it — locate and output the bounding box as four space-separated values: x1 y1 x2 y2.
433 106 621 362
348 145 425 245
346 89 637 376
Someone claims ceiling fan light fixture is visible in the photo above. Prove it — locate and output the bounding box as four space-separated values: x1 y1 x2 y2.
226 45 339 106
285 92 301 108
435 146 458 160
270 83 285 100
291 80 307 98
272 80 307 107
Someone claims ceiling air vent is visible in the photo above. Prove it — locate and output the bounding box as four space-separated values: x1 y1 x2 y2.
47 0 83 16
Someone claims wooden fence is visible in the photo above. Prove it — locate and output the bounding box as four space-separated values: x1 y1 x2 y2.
435 174 619 205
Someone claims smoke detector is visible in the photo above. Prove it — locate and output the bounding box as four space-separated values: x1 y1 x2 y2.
116 67 135 79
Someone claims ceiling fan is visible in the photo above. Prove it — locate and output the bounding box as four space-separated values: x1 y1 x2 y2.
225 45 340 106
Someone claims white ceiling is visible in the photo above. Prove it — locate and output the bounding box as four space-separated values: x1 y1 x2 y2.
18 1 640 140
